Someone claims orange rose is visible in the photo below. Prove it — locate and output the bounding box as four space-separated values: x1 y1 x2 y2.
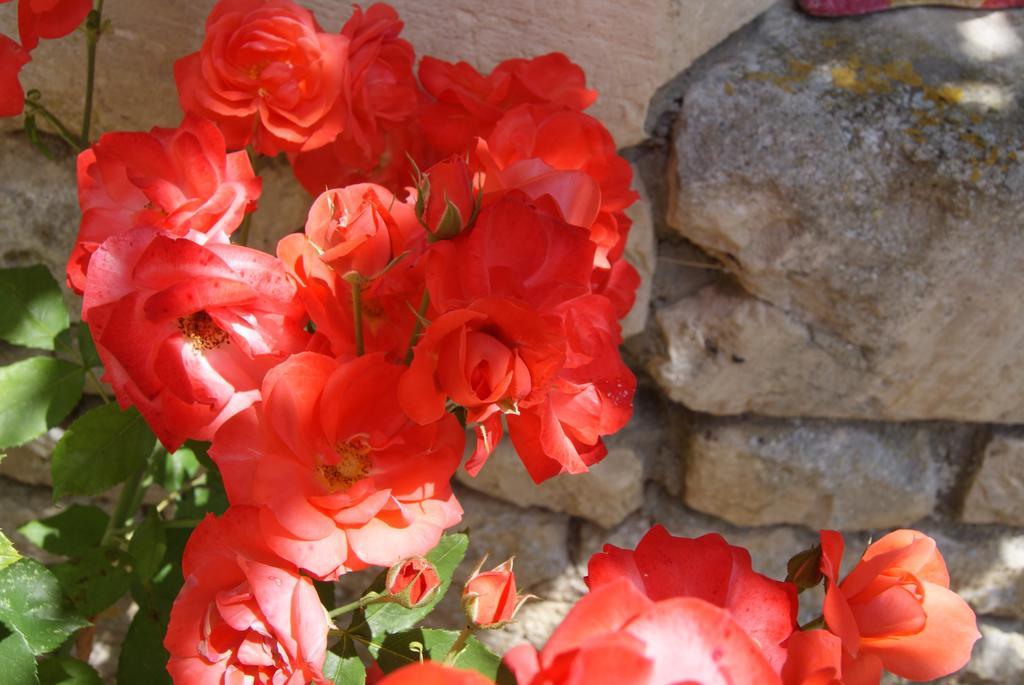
819 529 980 681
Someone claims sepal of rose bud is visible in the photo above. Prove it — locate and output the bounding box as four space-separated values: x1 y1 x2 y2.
416 156 477 240
385 557 442 609
462 557 533 629
786 544 824 592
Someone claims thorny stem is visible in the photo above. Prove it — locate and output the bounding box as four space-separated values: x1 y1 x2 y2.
402 289 430 365
442 625 473 665
80 0 105 147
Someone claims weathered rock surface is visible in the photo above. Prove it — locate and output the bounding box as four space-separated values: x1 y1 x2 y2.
457 440 644 529
658 4 1024 422
0 1 775 147
621 162 656 338
963 430 1024 526
683 416 963 530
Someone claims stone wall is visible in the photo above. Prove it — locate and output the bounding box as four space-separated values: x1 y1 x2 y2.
3 1 1024 683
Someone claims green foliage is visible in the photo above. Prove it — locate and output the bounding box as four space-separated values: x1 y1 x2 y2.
374 628 510 682
129 512 167 583
51 404 156 499
38 657 103 685
0 530 20 572
0 358 84 449
18 505 108 558
350 533 468 643
118 606 171 685
0 559 88 654
323 647 366 685
156 442 203 494
75 324 101 371
0 632 39 685
52 549 131 617
0 265 69 351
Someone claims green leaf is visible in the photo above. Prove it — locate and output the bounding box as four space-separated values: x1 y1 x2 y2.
156 441 202 494
0 633 39 685
51 403 156 499
128 513 166 583
17 505 108 558
174 463 228 519
0 558 88 654
374 628 510 682
0 265 69 350
323 647 366 685
117 606 171 685
0 358 84 449
38 656 103 685
76 324 101 371
0 530 20 572
52 549 131 617
351 533 468 642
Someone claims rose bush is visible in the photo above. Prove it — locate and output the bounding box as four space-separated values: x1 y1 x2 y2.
0 1 985 684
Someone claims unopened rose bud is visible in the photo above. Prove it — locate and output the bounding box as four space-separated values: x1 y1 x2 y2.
415 156 476 240
786 544 824 592
461 557 531 629
385 557 441 609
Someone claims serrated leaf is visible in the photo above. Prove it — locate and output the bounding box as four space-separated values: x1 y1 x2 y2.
0 632 39 685
76 324 101 370
38 656 103 685
51 404 155 499
128 513 166 583
351 533 468 641
0 265 69 350
374 628 510 682
17 505 108 558
323 647 366 685
117 605 171 685
0 558 88 654
52 549 131 617
0 358 84 449
0 530 20 572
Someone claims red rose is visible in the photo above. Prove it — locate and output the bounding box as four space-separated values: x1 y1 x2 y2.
165 507 329 685
424 195 595 313
174 0 348 155
304 183 418 279
377 662 495 685
0 34 29 117
587 525 799 672
416 155 477 239
781 630 883 685
418 53 596 157
290 3 423 195
462 558 530 629
504 578 781 685
81 229 308 450
507 295 635 482
11 0 91 50
68 114 261 293
210 352 464 579
385 557 441 609
278 231 423 360
819 529 980 681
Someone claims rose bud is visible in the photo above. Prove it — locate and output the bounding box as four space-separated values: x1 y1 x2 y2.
415 156 477 240
461 558 531 629
385 557 442 609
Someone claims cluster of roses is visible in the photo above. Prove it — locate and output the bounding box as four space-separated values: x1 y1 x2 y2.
418 526 981 685
59 0 639 682
0 0 92 116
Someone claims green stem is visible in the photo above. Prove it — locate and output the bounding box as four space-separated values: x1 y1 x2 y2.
443 626 473 665
402 289 430 365
80 0 105 147
235 212 253 247
85 367 110 403
351 280 364 356
328 593 384 618
162 519 203 529
24 100 83 150
100 463 147 548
